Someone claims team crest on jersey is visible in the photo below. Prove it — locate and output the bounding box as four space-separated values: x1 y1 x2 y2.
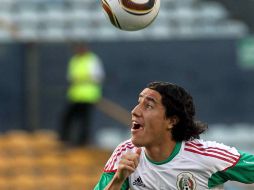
176 172 196 190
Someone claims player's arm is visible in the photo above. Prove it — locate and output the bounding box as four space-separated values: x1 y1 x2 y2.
94 148 141 190
209 151 254 187
223 151 254 183
94 172 129 190
104 148 141 190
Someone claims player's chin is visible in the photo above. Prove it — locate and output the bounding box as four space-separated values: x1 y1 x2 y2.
131 137 143 147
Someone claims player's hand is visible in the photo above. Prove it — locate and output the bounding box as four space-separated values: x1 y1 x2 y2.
115 148 142 182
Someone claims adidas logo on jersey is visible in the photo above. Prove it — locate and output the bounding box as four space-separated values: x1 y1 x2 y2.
133 176 146 187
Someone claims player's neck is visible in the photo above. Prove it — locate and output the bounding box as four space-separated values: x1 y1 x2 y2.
144 140 177 162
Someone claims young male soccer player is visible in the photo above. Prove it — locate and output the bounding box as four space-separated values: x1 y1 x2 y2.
94 81 254 190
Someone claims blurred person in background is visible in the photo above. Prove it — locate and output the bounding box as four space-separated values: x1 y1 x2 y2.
59 42 105 146
94 81 254 189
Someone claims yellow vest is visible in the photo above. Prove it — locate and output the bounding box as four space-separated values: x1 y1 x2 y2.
67 52 102 103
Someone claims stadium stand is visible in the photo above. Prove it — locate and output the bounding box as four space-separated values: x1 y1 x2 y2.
0 0 250 41
0 130 111 190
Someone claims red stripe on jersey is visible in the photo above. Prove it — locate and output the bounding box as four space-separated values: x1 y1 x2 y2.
104 141 133 170
223 155 241 171
105 144 134 171
104 141 134 172
185 142 239 162
103 169 117 172
187 142 239 158
184 148 236 164
107 146 134 171
108 145 134 171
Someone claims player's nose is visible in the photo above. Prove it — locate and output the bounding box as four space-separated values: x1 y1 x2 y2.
131 104 142 117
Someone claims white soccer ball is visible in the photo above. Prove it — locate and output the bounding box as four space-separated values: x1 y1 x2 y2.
101 0 160 31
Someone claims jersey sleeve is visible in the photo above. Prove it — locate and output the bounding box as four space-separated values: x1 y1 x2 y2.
94 172 129 190
208 149 254 188
93 139 135 190
222 151 254 183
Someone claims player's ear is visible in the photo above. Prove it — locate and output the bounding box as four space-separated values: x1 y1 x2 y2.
167 115 179 129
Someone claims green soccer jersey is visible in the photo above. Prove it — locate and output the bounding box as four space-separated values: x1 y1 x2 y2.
94 139 254 190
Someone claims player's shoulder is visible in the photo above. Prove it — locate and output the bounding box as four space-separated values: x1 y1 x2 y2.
115 139 136 151
184 139 240 155
183 139 240 166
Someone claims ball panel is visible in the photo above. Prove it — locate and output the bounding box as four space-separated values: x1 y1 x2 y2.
120 0 156 15
102 0 160 31
102 0 122 29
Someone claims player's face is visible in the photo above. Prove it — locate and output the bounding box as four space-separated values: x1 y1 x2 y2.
131 88 171 147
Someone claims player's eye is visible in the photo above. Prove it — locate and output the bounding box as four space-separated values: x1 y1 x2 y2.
145 103 153 109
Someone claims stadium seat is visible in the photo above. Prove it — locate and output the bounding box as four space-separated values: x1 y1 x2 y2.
0 129 111 189
0 0 249 41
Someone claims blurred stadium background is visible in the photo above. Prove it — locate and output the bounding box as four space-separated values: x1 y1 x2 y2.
0 0 254 189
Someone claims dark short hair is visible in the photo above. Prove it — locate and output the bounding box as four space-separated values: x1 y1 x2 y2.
147 81 207 141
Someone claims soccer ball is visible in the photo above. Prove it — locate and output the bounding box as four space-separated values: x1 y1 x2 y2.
101 0 160 31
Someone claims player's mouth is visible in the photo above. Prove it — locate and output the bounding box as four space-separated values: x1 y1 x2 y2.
131 121 144 133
